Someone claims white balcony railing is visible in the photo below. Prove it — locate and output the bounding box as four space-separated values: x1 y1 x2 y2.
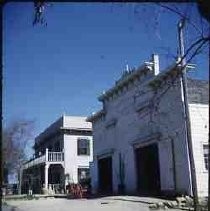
22 149 64 170
23 154 46 169
48 152 64 162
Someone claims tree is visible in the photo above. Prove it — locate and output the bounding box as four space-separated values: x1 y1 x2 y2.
2 119 34 184
33 1 47 26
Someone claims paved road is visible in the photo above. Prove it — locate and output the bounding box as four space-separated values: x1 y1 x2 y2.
2 205 15 211
3 196 183 211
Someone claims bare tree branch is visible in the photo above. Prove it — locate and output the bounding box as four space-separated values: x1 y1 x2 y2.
185 39 209 63
179 36 209 66
157 3 204 36
3 119 35 183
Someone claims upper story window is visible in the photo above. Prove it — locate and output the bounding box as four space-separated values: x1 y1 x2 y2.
203 144 209 171
77 138 90 155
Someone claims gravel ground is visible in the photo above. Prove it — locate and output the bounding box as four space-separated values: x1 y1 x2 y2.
3 196 184 211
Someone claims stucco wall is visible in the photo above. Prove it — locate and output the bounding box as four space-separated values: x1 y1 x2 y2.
62 116 93 184
91 74 195 196
64 134 93 184
155 79 192 195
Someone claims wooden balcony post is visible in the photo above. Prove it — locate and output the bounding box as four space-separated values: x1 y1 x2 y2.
44 164 49 190
62 148 64 161
46 148 48 162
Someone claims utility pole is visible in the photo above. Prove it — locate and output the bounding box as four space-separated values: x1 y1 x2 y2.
177 18 199 211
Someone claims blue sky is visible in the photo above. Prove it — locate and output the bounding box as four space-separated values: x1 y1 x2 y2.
3 3 209 154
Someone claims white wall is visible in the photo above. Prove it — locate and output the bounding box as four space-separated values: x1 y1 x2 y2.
64 134 93 184
63 116 93 184
63 116 91 129
91 73 195 196
189 104 209 197
156 79 192 195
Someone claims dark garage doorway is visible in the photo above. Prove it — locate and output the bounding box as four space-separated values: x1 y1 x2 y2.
98 156 113 194
135 143 160 195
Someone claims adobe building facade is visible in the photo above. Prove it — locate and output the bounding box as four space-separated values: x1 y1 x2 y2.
87 55 209 197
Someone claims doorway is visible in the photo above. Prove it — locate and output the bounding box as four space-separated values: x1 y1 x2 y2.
135 143 160 195
48 164 64 193
98 156 113 194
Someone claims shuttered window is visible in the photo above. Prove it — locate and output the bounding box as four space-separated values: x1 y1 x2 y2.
77 138 90 155
78 168 90 183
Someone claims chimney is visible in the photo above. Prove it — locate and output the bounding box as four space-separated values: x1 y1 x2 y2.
152 54 159 75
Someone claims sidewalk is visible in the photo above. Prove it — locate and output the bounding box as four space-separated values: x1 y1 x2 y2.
5 194 67 200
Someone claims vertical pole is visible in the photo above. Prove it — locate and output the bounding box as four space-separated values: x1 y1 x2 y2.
45 164 49 190
45 148 48 162
62 148 64 161
45 148 49 191
18 167 23 195
152 54 160 75
177 18 199 211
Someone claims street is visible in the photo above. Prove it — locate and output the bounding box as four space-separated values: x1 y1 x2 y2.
3 196 184 211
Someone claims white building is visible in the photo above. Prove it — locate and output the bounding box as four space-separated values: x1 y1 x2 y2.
21 115 93 194
87 54 209 197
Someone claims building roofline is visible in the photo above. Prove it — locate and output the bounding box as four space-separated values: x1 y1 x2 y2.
98 63 151 102
86 109 106 122
89 62 180 123
147 62 180 87
89 58 209 123
98 54 161 102
35 115 91 145
60 126 92 131
35 116 63 141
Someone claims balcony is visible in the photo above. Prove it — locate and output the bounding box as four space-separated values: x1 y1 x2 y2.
48 152 64 162
22 148 64 170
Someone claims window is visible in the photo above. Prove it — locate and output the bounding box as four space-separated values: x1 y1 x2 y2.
203 145 209 171
77 138 90 155
78 168 90 185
